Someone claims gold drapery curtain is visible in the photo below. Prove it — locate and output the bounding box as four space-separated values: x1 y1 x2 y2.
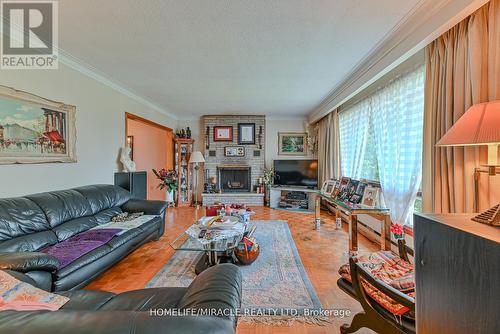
423 0 500 213
317 111 340 185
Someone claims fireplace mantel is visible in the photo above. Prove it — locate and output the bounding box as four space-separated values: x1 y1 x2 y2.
203 115 265 195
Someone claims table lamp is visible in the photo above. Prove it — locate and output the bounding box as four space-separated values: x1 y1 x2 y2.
436 100 500 225
189 151 205 208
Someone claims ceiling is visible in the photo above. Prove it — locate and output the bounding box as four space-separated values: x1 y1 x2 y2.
58 0 421 119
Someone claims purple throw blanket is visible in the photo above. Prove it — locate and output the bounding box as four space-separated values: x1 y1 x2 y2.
41 229 122 269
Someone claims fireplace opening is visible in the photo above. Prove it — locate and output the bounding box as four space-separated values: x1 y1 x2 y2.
217 166 251 193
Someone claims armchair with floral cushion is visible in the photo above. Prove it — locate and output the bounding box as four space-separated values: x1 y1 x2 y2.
337 239 415 334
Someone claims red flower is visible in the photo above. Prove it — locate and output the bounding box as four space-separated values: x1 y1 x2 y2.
152 169 178 191
391 223 404 237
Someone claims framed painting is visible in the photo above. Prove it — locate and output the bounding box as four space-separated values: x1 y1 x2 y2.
278 132 307 156
213 126 233 142
237 123 255 145
224 146 245 157
0 85 77 164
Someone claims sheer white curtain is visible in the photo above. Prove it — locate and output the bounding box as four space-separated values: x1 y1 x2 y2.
339 99 371 179
371 67 425 225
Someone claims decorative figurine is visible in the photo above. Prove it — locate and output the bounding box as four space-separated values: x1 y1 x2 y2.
120 146 136 172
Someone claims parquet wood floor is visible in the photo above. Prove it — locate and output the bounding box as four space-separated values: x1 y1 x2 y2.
85 206 377 333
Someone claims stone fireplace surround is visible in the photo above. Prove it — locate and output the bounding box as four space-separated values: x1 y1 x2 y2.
201 115 265 206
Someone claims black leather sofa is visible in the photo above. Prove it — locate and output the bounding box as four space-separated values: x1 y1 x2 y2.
0 263 242 334
0 184 167 291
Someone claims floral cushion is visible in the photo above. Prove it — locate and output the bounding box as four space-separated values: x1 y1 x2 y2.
388 272 415 292
338 251 415 316
0 271 69 311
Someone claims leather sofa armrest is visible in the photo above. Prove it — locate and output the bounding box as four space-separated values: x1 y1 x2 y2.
0 312 237 334
1 269 52 291
177 263 242 321
0 252 59 273
121 199 167 216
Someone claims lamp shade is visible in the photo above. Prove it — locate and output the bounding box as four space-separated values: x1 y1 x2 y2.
189 151 205 164
436 101 500 147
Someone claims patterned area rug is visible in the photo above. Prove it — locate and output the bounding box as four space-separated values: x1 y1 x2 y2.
147 220 326 325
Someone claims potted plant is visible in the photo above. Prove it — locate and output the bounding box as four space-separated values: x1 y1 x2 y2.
152 168 178 204
262 168 276 206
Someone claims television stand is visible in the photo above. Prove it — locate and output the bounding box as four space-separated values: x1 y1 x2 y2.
269 186 318 212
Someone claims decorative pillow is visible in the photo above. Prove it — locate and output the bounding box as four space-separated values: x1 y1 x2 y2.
0 271 69 311
389 271 415 292
111 212 144 222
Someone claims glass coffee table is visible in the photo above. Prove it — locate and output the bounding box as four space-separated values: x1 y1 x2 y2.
170 215 248 274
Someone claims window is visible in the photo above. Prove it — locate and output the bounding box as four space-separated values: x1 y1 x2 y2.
338 66 425 225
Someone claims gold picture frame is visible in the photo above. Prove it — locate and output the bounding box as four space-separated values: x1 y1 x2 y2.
278 132 307 156
0 85 77 164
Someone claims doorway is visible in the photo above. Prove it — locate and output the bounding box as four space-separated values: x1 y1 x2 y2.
125 113 174 201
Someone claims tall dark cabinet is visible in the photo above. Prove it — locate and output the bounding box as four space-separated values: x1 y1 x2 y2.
414 213 500 334
114 171 147 199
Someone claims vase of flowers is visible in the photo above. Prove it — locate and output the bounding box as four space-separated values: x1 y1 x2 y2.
262 168 276 206
390 223 404 240
152 169 177 204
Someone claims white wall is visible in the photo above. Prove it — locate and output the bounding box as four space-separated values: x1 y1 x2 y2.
265 118 316 168
0 64 176 197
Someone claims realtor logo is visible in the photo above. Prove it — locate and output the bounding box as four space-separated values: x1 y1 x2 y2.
1 0 58 69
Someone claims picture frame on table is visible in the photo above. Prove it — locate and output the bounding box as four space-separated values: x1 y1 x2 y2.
336 177 351 200
360 186 380 208
213 126 233 141
321 179 336 194
349 194 362 204
237 123 255 145
325 180 336 195
349 181 367 204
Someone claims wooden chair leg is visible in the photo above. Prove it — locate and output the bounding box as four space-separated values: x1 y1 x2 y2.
340 312 368 334
341 310 409 334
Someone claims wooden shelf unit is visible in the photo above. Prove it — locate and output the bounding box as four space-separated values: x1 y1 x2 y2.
174 138 194 207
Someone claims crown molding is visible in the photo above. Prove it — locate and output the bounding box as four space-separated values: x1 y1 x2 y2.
265 115 308 121
1 18 178 120
308 0 489 123
58 51 179 120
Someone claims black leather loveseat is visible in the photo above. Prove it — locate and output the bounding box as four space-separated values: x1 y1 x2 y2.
0 263 242 334
0 184 167 291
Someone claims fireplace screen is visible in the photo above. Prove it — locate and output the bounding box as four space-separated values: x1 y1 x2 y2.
218 167 251 192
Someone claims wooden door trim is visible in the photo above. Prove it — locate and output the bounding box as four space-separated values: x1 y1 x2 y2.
125 112 175 171
125 112 173 140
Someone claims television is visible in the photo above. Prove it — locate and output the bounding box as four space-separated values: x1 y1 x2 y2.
273 159 318 188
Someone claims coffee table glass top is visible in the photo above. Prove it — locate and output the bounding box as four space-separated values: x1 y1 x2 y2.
170 215 247 252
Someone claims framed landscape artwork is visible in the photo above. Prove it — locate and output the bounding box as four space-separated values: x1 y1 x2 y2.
278 132 307 156
0 85 77 164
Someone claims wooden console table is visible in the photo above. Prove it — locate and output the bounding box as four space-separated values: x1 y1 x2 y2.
314 191 392 252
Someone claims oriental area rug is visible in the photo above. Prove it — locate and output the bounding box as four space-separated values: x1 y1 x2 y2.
147 220 327 325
